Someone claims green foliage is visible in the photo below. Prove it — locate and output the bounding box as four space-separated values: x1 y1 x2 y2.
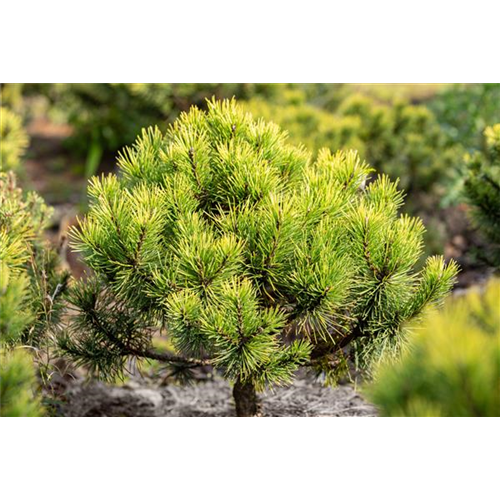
0 172 69 347
244 92 458 194
462 124 500 268
63 98 457 395
0 172 69 415
430 83 500 151
347 83 448 104
366 279 500 417
60 276 155 381
0 107 28 173
0 349 43 417
42 83 293 158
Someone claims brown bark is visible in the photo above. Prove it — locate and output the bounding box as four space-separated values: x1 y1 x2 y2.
233 379 260 417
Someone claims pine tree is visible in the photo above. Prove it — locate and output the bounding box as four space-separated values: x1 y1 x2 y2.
366 278 500 417
62 98 458 416
463 124 500 268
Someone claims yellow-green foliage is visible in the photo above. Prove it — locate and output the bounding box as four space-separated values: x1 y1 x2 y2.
0 349 43 417
63 99 457 393
485 123 500 150
0 173 68 416
0 107 28 172
0 84 25 111
0 172 45 344
347 83 449 104
0 171 68 345
366 279 500 417
244 93 458 194
243 98 363 156
41 83 299 157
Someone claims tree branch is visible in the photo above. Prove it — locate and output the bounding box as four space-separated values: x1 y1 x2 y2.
130 347 212 368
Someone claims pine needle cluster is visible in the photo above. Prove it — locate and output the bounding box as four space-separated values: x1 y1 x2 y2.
63 98 458 414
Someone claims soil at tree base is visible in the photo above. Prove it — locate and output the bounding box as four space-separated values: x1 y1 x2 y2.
57 375 377 417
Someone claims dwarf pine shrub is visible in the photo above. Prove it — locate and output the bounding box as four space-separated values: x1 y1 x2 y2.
366 279 500 417
62 98 458 416
0 107 28 173
463 124 500 268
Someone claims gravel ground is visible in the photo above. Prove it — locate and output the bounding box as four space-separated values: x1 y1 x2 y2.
60 375 377 417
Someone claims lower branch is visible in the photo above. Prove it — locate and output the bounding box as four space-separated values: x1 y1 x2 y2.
129 347 212 368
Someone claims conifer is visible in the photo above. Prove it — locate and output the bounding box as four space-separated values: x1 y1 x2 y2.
62 99 458 416
44 83 290 158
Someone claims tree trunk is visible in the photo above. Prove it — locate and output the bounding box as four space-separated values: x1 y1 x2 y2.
233 379 260 417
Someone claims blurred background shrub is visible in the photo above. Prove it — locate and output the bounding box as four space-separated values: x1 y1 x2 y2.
430 83 500 151
462 124 500 268
0 172 69 415
0 107 28 172
0 349 43 417
366 279 500 417
244 90 462 198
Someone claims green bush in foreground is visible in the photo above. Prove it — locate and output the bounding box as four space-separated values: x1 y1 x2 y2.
0 349 43 417
0 107 28 173
463 124 500 268
366 279 500 417
62 99 458 416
